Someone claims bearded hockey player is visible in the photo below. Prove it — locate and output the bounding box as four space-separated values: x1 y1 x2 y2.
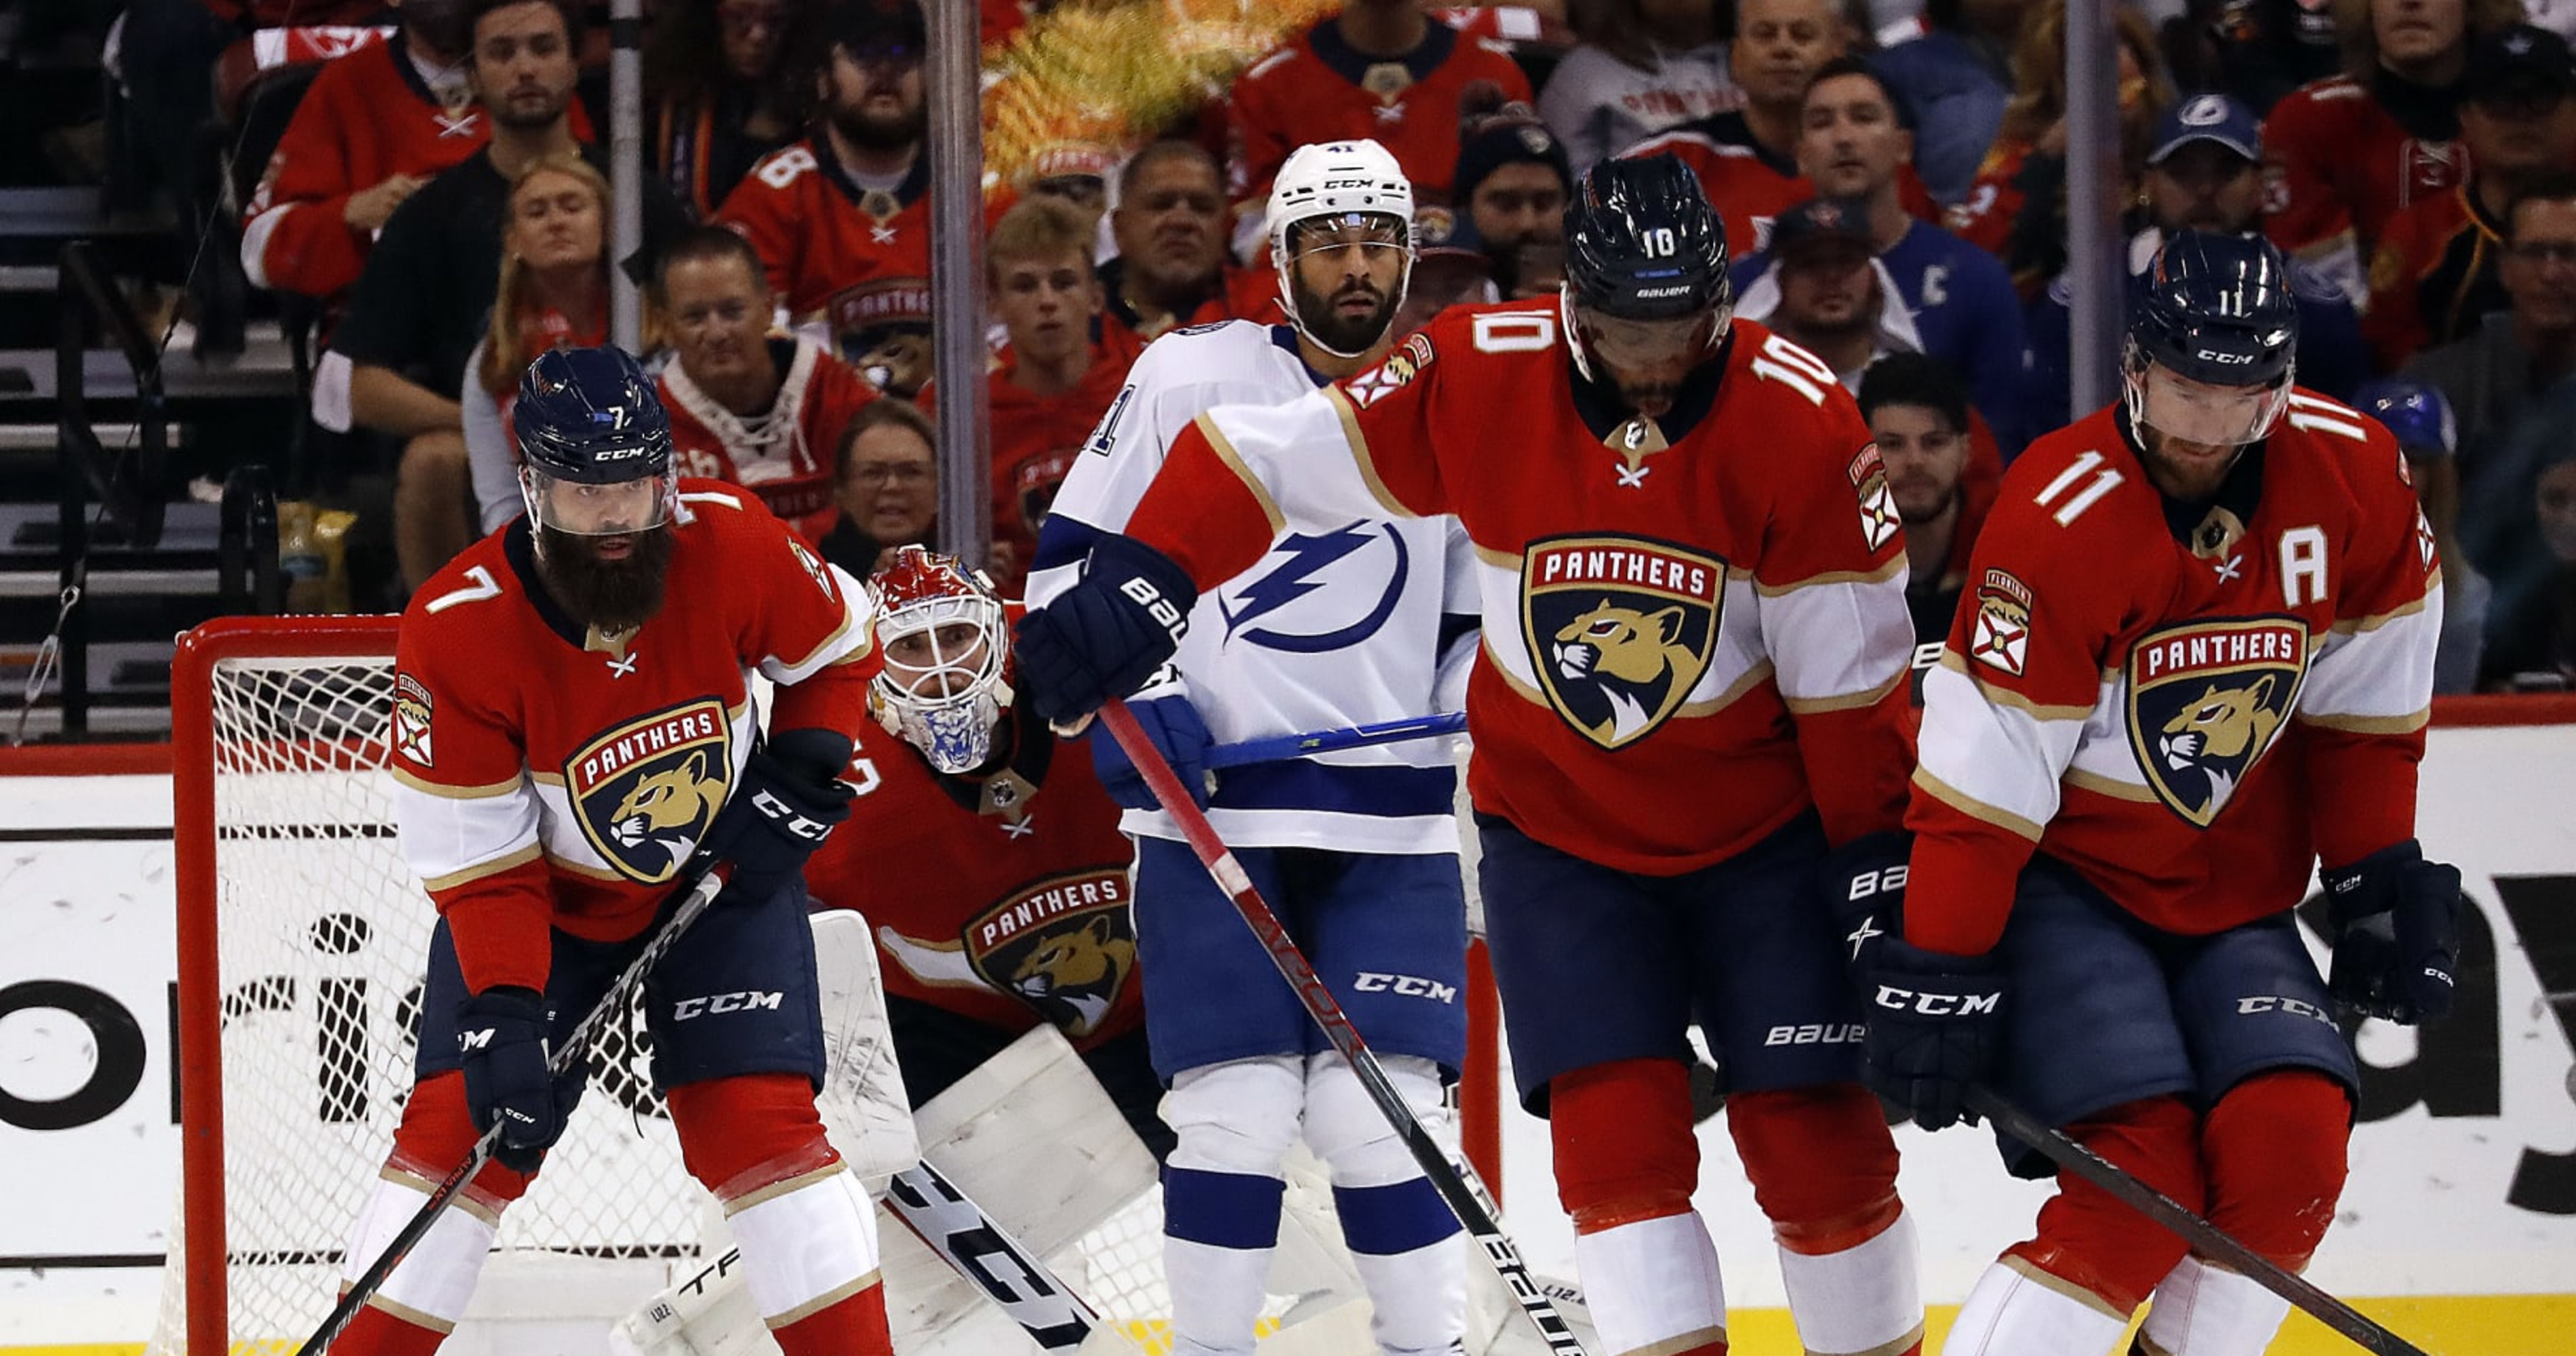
1016 154 1927 1356
1027 138 1481 1356
338 346 891 1355
1852 231 2459 1356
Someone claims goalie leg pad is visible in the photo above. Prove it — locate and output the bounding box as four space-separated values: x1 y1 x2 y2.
1730 1083 1923 1356
1551 1058 1726 1356
1164 1055 1302 1355
2200 1070 2350 1271
2007 1095 2205 1315
1305 1054 1464 1356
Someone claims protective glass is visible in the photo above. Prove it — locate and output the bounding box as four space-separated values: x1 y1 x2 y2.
519 466 677 536
1284 212 1409 265
872 600 1009 774
1573 306 1720 370
2129 362 2291 447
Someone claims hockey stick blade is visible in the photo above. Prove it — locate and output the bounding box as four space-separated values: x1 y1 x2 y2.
1963 1086 2431 1356
1102 701 1588 1356
883 1159 1107 1354
295 856 729 1356
1204 712 1467 770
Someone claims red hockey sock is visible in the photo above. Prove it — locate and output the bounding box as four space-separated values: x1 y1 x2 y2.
2201 1071 2351 1270
327 1302 447 1356
2009 1095 2206 1314
769 1281 891 1356
1730 1085 1923 1356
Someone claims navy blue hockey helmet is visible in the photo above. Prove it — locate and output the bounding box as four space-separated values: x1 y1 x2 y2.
1563 154 1730 323
2355 378 2457 459
512 346 677 536
2124 229 2299 445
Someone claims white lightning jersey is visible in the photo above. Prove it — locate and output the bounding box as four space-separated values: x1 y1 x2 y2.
1030 320 1476 853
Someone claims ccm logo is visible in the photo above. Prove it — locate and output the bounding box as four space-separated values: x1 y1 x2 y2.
754 789 831 839
673 991 785 1020
1352 972 1459 1003
2238 995 2339 1027
1764 1022 1864 1046
1872 986 2000 1016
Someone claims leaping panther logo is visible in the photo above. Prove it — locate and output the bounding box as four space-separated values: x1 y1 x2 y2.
567 699 733 882
1006 913 1137 1038
2125 619 2306 827
1521 535 1725 750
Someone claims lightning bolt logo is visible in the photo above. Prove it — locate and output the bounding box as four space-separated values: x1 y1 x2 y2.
1217 522 1409 654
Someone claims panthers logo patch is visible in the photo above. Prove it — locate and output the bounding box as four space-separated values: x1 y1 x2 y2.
393 674 435 767
971 869 1137 1037
2124 618 2307 828
1521 534 1725 750
1849 443 1900 551
566 699 732 882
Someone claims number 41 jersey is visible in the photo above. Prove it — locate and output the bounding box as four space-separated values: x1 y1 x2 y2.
1904 395 2442 957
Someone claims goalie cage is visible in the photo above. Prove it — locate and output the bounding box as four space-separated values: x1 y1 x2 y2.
147 616 1508 1355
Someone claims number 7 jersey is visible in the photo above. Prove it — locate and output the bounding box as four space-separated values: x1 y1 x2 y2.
1125 302 1916 873
1904 395 2442 956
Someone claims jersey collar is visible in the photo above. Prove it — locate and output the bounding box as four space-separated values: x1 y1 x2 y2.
504 516 599 652
1307 17 1457 89
2117 405 2272 546
813 132 929 215
1566 327 1735 444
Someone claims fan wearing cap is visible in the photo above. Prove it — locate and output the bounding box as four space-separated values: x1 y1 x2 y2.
1887 232 2457 1355
1015 153 1931 1356
2358 377 2491 691
2024 92 2368 438
1733 194 1925 388
342 346 894 1356
2364 24 2576 370
1452 102 1576 300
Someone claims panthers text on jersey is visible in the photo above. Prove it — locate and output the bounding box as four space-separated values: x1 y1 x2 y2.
804 700 1143 1051
660 336 879 544
1032 319 1478 854
391 483 879 996
1904 395 2441 956
1120 302 1916 874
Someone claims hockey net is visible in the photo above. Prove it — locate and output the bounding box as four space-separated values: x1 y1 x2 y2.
150 616 1508 1355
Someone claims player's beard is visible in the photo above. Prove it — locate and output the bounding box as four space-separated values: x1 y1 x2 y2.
830 98 926 153
1895 483 1958 525
538 521 675 633
1292 273 1394 356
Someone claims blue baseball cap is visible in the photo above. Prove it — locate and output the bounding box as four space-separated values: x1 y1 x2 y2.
2148 94 2261 166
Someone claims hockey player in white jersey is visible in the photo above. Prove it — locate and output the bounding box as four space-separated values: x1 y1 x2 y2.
1028 139 1481 1356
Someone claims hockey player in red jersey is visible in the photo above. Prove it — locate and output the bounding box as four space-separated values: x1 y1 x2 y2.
335 348 892 1356
1015 155 1928 1356
1849 232 2461 1356
801 546 1165 1151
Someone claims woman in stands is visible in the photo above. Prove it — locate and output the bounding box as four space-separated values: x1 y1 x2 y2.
462 153 620 535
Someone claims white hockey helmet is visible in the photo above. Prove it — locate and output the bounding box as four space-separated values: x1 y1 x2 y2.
868 546 1014 775
1268 139 1417 359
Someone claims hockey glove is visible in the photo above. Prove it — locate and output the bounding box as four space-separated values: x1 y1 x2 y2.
2322 839 2461 1026
457 986 567 1172
1091 686 1213 810
698 728 856 909
1013 534 1196 725
1818 830 1912 983
1860 938 2005 1132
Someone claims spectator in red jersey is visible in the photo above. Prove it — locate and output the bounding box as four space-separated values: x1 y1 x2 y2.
919 197 1128 593
1455 99 1575 299
1857 353 1991 657
653 226 881 542
1225 0 1534 239
645 0 828 218
1537 0 1742 175
718 0 944 395
1098 141 1277 361
1946 0 2172 297
819 399 945 577
2365 24 2576 372
239 1 485 304
461 154 616 534
2263 0 2524 308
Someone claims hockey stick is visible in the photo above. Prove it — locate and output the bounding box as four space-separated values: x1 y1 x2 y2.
296 852 729 1356
1203 712 1467 769
1102 700 1589 1356
883 1159 1108 1353
1962 1086 2430 1356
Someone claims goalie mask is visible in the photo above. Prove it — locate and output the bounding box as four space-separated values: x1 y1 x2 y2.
870 546 1013 774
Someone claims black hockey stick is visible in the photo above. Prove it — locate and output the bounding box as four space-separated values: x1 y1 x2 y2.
1963 1086 2431 1356
296 850 730 1356
1102 700 1589 1356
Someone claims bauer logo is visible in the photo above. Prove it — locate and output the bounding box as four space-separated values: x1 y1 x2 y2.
2123 616 2307 828
564 698 732 883
1520 534 1725 750
966 869 1137 1038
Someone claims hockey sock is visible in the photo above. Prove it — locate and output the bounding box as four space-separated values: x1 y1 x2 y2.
1729 1083 1923 1356
327 1173 500 1355
1553 1059 1727 1356
1944 1256 2133 1356
1163 1057 1303 1356
2137 1073 2352 1356
2136 1256 2291 1356
1308 1054 1464 1356
2007 1095 2205 1315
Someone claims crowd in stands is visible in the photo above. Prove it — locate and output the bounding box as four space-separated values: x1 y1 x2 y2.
98 0 2576 691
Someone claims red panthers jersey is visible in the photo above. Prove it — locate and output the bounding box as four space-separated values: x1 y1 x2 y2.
661 337 879 544
2262 75 2468 277
1226 17 1533 208
1125 303 1914 874
921 346 1133 589
717 138 936 374
1625 128 1942 260
1905 396 2441 956
804 702 1143 1050
391 483 879 995
2360 183 2501 372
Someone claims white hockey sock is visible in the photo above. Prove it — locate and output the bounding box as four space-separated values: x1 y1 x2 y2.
1575 1212 1727 1356
1777 1207 1923 1356
725 1163 882 1325
2137 1256 2294 1356
1308 1054 1464 1356
1945 1257 2131 1356
342 1171 499 1331
1163 1167 1284 1356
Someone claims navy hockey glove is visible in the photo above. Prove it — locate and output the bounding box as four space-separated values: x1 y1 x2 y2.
1091 690 1213 810
457 986 567 1172
2322 839 2461 1026
698 728 856 908
1013 535 1196 725
1818 830 1912 982
1860 939 2005 1132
